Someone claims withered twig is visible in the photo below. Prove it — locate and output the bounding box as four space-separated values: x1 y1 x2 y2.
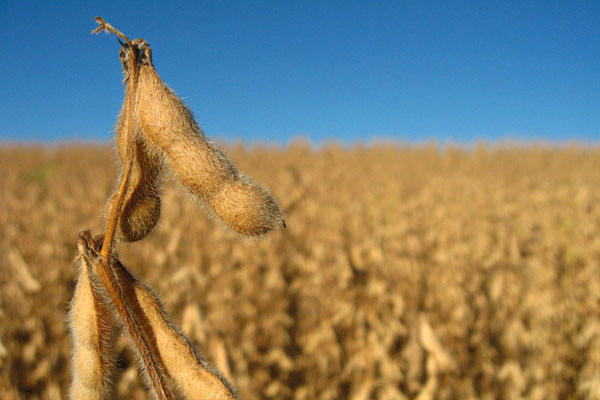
91 17 173 400
92 16 137 259
92 17 133 48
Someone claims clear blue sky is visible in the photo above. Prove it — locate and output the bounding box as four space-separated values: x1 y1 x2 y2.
1 1 598 145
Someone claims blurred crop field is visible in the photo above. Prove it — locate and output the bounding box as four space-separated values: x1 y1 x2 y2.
1 142 600 399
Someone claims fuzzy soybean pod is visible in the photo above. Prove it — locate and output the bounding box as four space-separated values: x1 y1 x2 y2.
68 234 116 400
110 42 163 242
132 40 285 236
111 255 239 399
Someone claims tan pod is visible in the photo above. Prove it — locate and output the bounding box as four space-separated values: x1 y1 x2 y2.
132 40 285 236
111 42 163 242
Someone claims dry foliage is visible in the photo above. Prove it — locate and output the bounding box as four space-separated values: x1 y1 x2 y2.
1 142 599 399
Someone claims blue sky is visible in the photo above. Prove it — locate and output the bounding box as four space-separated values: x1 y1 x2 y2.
1 1 598 145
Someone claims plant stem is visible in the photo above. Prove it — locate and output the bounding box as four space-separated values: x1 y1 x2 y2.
93 17 173 400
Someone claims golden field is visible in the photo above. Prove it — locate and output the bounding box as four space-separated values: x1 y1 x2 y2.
1 142 599 399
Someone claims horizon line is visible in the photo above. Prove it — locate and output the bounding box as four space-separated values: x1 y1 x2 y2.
1 136 599 150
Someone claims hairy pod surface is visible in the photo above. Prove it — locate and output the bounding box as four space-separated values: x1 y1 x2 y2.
112 257 239 400
132 40 285 236
77 231 175 399
112 42 163 242
68 234 116 400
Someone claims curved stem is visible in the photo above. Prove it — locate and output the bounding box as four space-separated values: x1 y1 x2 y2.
92 17 133 48
92 17 173 400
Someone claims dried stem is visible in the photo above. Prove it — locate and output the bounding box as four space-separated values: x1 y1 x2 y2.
91 17 173 400
100 135 133 258
92 16 137 259
91 17 132 48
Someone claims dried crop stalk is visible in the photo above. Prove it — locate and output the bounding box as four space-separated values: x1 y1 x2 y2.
92 17 173 400
69 16 283 399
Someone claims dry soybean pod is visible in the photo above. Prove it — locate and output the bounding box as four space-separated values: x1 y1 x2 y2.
79 231 175 400
111 41 163 242
68 231 117 400
111 254 238 399
133 40 285 236
117 136 162 242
